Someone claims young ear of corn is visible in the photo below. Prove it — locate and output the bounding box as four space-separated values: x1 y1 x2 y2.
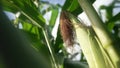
62 11 112 68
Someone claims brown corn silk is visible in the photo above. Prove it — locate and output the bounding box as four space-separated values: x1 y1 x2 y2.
60 11 74 46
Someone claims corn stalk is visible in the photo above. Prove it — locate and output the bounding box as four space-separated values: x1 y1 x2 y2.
78 0 120 67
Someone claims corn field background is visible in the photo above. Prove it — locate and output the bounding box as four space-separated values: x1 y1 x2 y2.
0 0 120 68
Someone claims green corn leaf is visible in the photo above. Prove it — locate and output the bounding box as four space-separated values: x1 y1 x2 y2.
62 0 95 16
0 0 19 13
49 7 59 28
1 0 45 28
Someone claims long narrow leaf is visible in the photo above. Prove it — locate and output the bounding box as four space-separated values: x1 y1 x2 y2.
1 0 45 28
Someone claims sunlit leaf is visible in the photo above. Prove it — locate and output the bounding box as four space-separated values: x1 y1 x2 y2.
49 7 59 27
1 0 45 28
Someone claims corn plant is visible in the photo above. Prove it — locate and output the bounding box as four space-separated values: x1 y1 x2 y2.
0 0 120 68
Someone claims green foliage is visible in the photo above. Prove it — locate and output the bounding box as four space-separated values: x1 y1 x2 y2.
0 0 120 68
50 9 59 27
1 0 45 28
62 0 95 16
62 0 82 16
99 0 120 40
